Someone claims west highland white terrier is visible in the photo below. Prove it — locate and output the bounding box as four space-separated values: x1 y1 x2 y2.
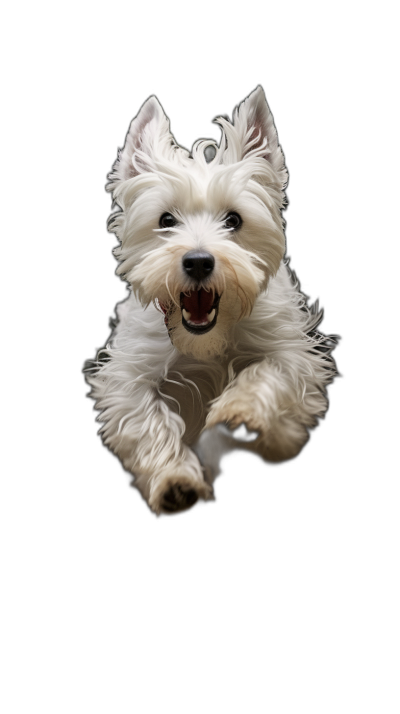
85 86 337 514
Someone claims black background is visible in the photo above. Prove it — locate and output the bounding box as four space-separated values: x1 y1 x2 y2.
46 37 365 570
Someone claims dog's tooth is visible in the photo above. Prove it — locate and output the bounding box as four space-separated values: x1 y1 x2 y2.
207 309 216 322
182 309 191 320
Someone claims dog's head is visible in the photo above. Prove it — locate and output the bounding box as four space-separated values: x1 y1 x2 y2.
107 86 287 359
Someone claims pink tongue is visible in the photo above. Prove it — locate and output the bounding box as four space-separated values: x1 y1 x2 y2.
183 289 214 323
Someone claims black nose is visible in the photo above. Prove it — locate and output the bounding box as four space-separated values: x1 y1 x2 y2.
182 251 215 281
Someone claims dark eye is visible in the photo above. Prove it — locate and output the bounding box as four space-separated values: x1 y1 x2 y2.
159 213 178 229
224 212 242 230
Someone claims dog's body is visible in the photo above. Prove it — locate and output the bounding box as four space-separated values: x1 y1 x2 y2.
86 87 337 514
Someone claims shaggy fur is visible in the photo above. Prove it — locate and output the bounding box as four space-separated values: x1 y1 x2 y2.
85 86 337 514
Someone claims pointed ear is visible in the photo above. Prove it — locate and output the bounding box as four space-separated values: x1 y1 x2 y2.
220 86 287 186
107 96 174 189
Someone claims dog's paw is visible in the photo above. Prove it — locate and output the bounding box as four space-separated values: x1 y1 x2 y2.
205 392 261 433
216 421 260 441
160 482 199 514
148 449 213 515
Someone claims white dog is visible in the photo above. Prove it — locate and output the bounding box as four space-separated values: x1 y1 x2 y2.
85 86 337 514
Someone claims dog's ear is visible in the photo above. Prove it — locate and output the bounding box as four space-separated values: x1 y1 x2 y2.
107 96 175 189
217 86 287 186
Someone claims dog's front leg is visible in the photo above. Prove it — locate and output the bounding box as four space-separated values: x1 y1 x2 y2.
89 364 211 514
205 358 328 462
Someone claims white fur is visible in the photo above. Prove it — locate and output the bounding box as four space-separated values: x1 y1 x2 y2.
86 86 337 514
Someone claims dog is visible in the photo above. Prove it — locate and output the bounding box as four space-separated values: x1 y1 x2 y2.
85 86 337 514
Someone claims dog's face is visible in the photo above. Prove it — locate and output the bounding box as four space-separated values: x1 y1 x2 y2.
108 87 288 359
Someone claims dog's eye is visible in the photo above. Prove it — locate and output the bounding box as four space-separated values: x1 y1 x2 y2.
224 212 242 230
159 213 178 229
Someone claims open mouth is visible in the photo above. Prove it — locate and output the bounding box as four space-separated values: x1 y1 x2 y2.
180 289 221 334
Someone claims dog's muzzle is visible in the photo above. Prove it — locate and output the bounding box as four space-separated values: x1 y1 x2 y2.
180 288 220 334
182 251 215 282
178 251 220 334
158 252 220 334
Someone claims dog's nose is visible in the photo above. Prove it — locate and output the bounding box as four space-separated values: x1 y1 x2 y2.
182 251 215 281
